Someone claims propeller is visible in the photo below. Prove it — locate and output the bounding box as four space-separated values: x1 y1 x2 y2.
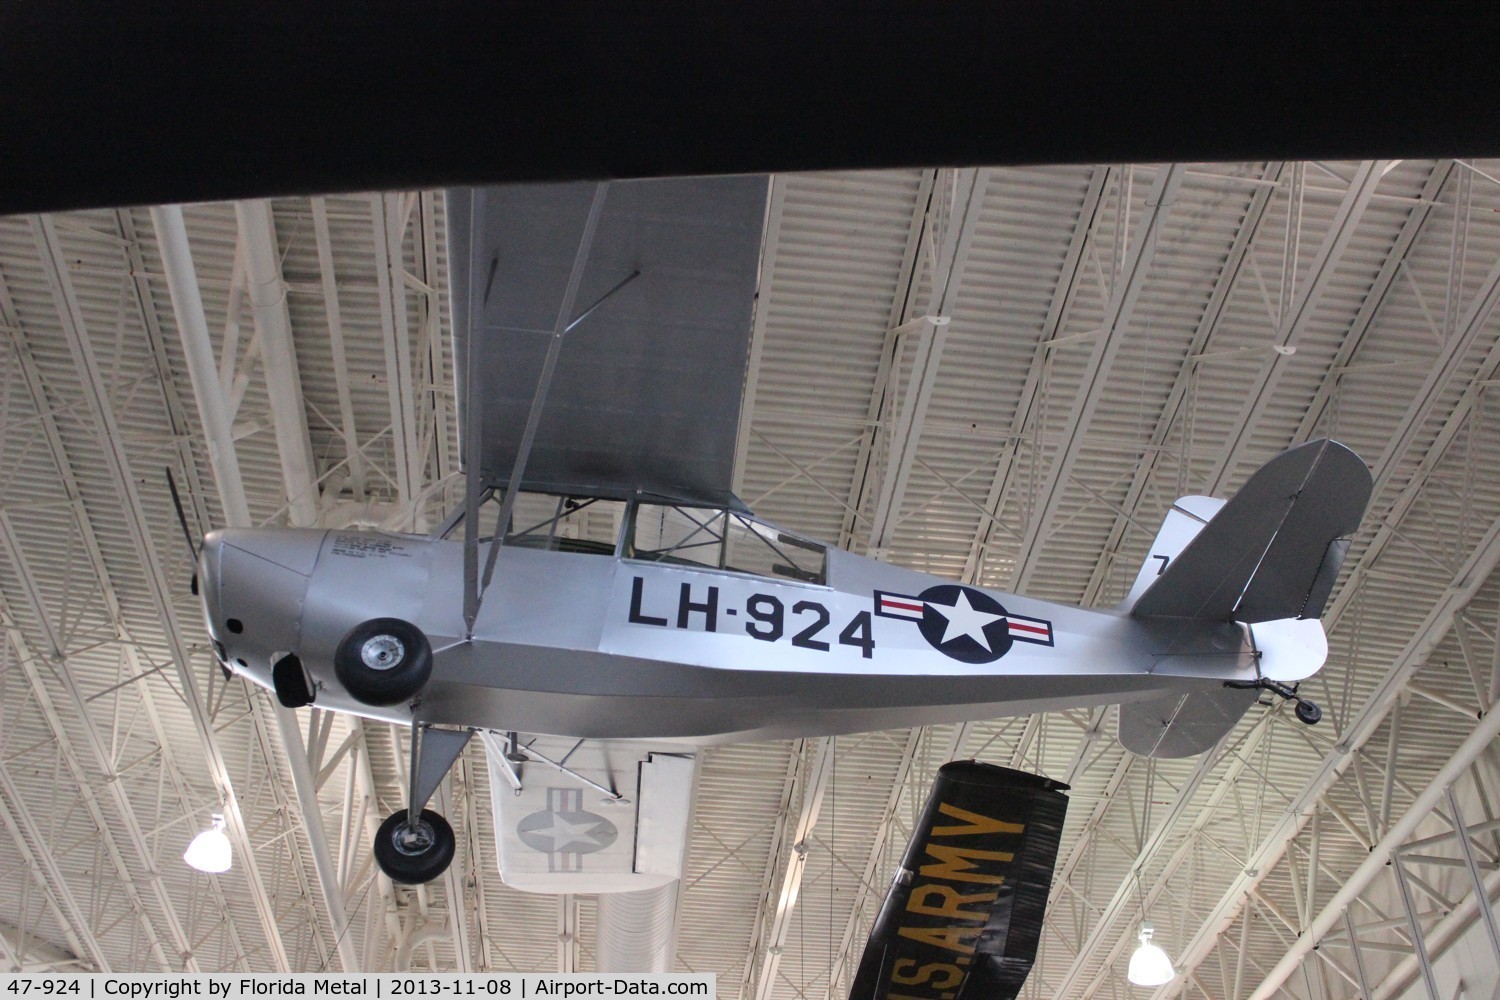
164 466 201 594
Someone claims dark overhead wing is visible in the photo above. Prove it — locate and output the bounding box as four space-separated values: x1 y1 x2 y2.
1130 439 1372 623
8 3 1500 214
448 176 767 508
849 761 1069 1000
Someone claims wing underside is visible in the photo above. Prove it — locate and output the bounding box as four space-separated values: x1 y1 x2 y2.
448 176 769 508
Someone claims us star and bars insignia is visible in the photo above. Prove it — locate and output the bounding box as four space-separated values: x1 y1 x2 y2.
875 584 1053 664
517 787 619 872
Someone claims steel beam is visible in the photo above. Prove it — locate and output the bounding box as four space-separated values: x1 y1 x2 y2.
31 214 293 970
0 582 182 970
1373 855 1500 999
819 726 927 1000
1244 700 1500 999
1 258 263 970
1207 160 1387 494
751 738 833 1000
370 193 421 505
0 916 83 972
732 176 789 498
153 206 253 526
964 165 1113 585
311 197 367 501
1291 160 1456 444
161 203 380 971
1443 787 1500 966
1078 161 1286 606
235 199 321 526
1066 720 1272 999
837 170 936 551
1322 249 1500 635
865 169 988 557
1010 164 1185 592
1157 512 1500 997
415 192 452 488
0 758 108 970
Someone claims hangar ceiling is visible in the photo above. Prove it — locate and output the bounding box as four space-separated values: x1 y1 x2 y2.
1 159 1499 999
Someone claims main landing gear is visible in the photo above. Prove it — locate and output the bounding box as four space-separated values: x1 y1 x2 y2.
373 728 468 881
373 723 473 885
326 617 460 883
375 809 455 885
1227 677 1322 725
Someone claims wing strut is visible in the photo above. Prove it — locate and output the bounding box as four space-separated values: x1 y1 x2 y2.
462 183 611 636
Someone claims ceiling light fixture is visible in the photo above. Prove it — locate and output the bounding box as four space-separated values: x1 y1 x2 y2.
1127 923 1175 987
184 813 232 874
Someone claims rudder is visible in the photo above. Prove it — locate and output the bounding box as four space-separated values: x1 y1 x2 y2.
1129 440 1372 623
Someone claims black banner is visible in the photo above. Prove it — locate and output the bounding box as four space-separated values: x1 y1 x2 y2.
848 761 1069 1000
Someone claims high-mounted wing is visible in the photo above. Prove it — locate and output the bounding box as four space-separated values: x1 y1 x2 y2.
848 762 1069 1000
448 176 768 508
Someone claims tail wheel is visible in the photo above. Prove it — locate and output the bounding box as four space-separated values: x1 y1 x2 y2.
374 809 455 884
334 618 432 706
1295 699 1323 725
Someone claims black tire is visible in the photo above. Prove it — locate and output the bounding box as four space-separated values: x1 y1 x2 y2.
334 618 432 706
1295 699 1322 726
373 809 455 884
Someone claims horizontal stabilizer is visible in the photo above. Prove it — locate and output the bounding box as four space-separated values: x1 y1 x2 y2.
1117 686 1261 758
848 762 1069 1000
1131 440 1371 623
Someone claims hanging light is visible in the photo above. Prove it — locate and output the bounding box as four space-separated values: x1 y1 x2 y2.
184 813 232 873
1127 923 1175 987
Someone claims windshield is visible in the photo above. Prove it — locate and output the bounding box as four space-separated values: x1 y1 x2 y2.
627 503 826 585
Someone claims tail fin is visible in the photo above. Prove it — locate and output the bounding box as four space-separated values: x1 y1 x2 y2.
1118 440 1372 758
1129 439 1371 623
1117 495 1226 612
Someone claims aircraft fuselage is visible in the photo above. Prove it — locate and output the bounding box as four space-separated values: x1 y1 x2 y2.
198 525 1314 743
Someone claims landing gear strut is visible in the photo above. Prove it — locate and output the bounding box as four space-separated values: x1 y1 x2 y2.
372 723 473 885
1228 678 1322 725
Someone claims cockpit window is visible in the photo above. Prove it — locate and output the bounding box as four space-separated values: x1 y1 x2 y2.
442 491 626 555
627 503 826 585
435 492 826 584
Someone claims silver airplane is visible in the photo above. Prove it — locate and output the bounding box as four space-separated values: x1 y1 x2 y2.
195 177 1372 887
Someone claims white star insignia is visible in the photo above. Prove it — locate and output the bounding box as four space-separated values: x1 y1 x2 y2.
535 814 604 852
928 591 1005 651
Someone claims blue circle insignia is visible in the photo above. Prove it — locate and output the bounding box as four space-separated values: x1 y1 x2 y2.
915 584 1013 664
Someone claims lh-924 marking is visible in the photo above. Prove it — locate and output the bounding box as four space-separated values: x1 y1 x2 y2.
627 576 876 658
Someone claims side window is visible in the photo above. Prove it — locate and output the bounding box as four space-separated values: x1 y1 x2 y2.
506 494 624 554
628 504 826 585
447 492 626 555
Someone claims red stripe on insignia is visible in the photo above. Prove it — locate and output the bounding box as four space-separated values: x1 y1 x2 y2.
882 598 924 613
1009 620 1050 636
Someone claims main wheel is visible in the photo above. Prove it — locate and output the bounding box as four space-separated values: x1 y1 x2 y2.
373 809 455 884
1295 699 1322 725
334 618 432 706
